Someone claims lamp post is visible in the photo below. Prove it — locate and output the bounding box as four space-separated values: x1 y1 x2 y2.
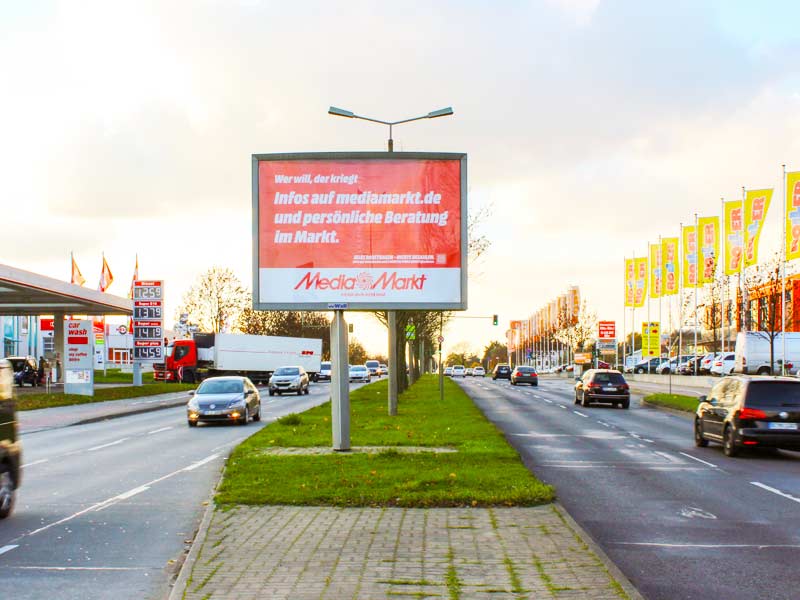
328 105 454 416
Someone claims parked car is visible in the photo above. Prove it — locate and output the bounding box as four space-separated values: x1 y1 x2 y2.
734 331 800 375
492 364 512 380
694 376 800 456
465 367 474 376
699 352 721 375
0 360 20 518
657 355 694 374
511 366 538 386
710 353 736 376
365 360 381 377
379 364 388 376
574 369 630 408
269 366 310 396
187 376 262 426
317 361 332 382
349 364 370 383
7 356 38 387
444 366 453 377
473 366 486 377
452 365 466 377
633 357 665 374
678 356 704 375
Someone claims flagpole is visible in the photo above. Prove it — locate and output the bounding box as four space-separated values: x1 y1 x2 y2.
721 198 725 354
632 250 636 368
782 164 787 375
694 213 699 374
679 223 683 368
658 237 662 361
623 258 627 371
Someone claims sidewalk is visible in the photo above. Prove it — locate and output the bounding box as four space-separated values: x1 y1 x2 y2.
171 503 641 600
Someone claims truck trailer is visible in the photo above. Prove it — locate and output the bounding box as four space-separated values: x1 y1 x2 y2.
154 333 322 384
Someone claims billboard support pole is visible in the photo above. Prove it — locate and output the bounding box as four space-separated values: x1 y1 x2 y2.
133 361 142 387
388 310 398 415
331 310 350 451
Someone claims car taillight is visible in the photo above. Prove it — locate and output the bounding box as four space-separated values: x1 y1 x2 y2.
620 384 629 390
787 363 794 369
714 361 722 367
588 382 602 388
738 407 767 420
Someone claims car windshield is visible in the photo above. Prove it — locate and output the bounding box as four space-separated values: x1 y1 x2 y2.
352 366 366 371
592 372 626 384
516 367 535 373
321 362 331 369
275 367 300 376
366 361 379 367
197 380 243 394
746 382 800 407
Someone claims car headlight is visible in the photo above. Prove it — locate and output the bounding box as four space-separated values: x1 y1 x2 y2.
188 398 199 409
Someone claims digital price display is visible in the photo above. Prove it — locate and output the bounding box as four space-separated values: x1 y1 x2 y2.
133 280 164 362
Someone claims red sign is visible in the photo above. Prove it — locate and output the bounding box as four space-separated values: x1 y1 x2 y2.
67 336 89 345
40 318 54 331
598 321 616 340
254 154 466 309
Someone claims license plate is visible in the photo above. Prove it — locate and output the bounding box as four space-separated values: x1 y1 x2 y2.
204 410 224 415
768 422 798 430
604 387 616 392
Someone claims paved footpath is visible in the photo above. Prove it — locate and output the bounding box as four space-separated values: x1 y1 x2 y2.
172 504 640 600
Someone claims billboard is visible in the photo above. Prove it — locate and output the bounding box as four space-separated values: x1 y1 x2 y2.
64 319 94 396
598 321 616 340
252 152 467 310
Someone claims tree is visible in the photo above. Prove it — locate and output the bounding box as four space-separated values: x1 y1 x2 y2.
176 267 249 333
238 310 331 358
482 340 507 370
743 254 792 374
553 301 597 352
348 339 367 365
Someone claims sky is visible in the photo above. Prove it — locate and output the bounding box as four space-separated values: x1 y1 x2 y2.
2 0 800 357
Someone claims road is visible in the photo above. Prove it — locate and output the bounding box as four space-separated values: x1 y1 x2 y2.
0 381 348 600
458 375 800 600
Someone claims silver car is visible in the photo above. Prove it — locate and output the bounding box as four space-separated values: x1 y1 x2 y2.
269 366 310 396
187 376 261 427
349 365 370 383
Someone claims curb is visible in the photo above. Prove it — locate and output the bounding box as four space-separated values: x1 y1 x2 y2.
73 396 191 427
639 398 694 420
554 501 645 600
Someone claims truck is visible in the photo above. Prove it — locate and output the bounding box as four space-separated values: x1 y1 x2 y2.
153 333 322 384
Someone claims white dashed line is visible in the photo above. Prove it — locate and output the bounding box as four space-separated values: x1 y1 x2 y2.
22 459 48 468
751 482 800 505
183 454 220 471
573 411 588 418
559 405 567 409
147 426 173 435
654 451 681 464
679 452 717 468
87 438 129 452
543 399 552 404
597 421 609 427
0 545 18 556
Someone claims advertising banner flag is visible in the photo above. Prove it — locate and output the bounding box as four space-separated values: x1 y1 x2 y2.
633 257 648 307
649 243 662 298
786 174 800 260
569 286 580 323
661 237 679 295
724 201 744 275
624 259 635 307
253 152 467 310
682 225 698 288
744 188 772 267
697 216 720 284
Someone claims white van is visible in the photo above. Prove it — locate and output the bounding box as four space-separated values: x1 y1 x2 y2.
733 332 800 375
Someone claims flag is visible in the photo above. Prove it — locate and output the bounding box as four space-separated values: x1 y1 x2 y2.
682 225 698 288
649 243 662 298
661 237 679 295
697 216 720 284
71 253 85 286
744 188 772 266
633 257 648 307
786 174 800 260
98 255 114 292
723 201 744 275
128 254 139 335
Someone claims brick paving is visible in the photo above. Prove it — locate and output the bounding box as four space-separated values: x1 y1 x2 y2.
176 504 632 600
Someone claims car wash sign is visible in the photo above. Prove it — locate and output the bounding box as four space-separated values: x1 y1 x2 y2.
252 152 468 310
65 319 94 396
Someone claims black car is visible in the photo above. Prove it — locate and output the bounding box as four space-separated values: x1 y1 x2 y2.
694 376 800 457
8 356 38 387
574 369 630 408
511 366 538 386
633 357 664 374
492 364 512 380
0 360 21 518
187 376 262 426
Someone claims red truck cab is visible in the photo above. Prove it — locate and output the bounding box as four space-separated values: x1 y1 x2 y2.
154 339 198 383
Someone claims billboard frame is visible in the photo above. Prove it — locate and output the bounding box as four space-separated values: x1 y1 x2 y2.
251 151 468 311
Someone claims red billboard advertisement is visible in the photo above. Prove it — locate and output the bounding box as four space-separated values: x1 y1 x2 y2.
253 153 467 309
598 321 616 340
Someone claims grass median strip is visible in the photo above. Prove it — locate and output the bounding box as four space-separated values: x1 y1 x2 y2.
93 369 155 384
17 383 196 411
642 393 698 413
217 374 554 507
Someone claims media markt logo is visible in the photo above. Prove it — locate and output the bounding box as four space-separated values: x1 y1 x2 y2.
294 271 428 291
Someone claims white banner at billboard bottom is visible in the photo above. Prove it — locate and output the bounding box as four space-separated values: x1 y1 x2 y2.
259 268 461 305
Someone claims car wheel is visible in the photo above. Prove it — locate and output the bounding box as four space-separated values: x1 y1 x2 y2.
693 418 708 447
723 425 739 457
268 389 275 396
0 463 15 519
304 386 310 395
574 393 580 405
511 380 516 386
252 405 261 422
297 387 303 396
756 367 771 375
581 394 591 408
239 406 250 426
621 399 630 409
187 420 197 427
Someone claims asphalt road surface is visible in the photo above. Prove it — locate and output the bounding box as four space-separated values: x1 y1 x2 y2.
458 375 800 600
0 380 350 600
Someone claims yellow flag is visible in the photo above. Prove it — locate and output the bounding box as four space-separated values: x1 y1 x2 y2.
649 243 661 298
786 174 800 260
633 257 648 307
723 201 744 275
682 225 698 288
624 259 634 307
744 188 772 267
661 237 679 296
697 216 720 284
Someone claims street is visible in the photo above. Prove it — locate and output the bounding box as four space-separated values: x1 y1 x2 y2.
0 382 345 600
458 375 800 600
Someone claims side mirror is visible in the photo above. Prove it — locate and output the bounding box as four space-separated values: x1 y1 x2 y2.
245 389 254 396
697 395 706 403
188 390 195 396
575 376 581 382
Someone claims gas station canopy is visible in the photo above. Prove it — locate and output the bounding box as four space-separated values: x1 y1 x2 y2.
0 263 132 316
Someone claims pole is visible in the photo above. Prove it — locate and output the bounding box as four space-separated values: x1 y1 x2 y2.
388 310 398 416
741 187 747 335
694 213 699 374
439 312 444 403
623 257 627 370
658 236 662 363
720 198 725 354
782 164 788 375
331 310 350 451
679 223 683 369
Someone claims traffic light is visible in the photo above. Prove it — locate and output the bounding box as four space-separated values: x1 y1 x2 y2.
492 314 498 326
348 323 354 333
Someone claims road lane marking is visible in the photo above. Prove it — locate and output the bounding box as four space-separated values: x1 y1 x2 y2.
559 405 567 409
611 542 800 549
573 411 588 418
11 566 149 571
751 482 800 505
147 426 173 435
642 438 654 443
679 452 717 468
597 421 609 427
653 451 681 464
87 438 129 452
512 432 626 439
21 459 48 468
183 454 220 471
543 399 552 404
679 506 717 519
0 545 18 556
630 433 641 439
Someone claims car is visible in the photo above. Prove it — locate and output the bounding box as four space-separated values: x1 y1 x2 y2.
444 366 453 377
365 360 381 377
678 356 704 375
699 352 721 375
710 353 736 376
452 365 466 377
379 363 388 376
349 364 371 383
0 360 21 518
734 331 800 375
633 357 665 374
465 367 474 376
511 366 538 386
694 376 800 457
7 356 38 387
574 369 630 408
187 375 261 426
473 366 486 377
269 366 310 396
317 361 332 382
492 364 512 380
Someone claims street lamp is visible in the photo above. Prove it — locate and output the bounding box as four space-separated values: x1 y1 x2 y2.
328 106 454 152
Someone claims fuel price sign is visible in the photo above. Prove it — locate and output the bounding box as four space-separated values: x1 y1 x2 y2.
133 280 164 361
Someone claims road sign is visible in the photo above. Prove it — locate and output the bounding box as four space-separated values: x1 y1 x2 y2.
437 335 444 343
598 321 616 340
133 280 164 362
405 324 416 340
